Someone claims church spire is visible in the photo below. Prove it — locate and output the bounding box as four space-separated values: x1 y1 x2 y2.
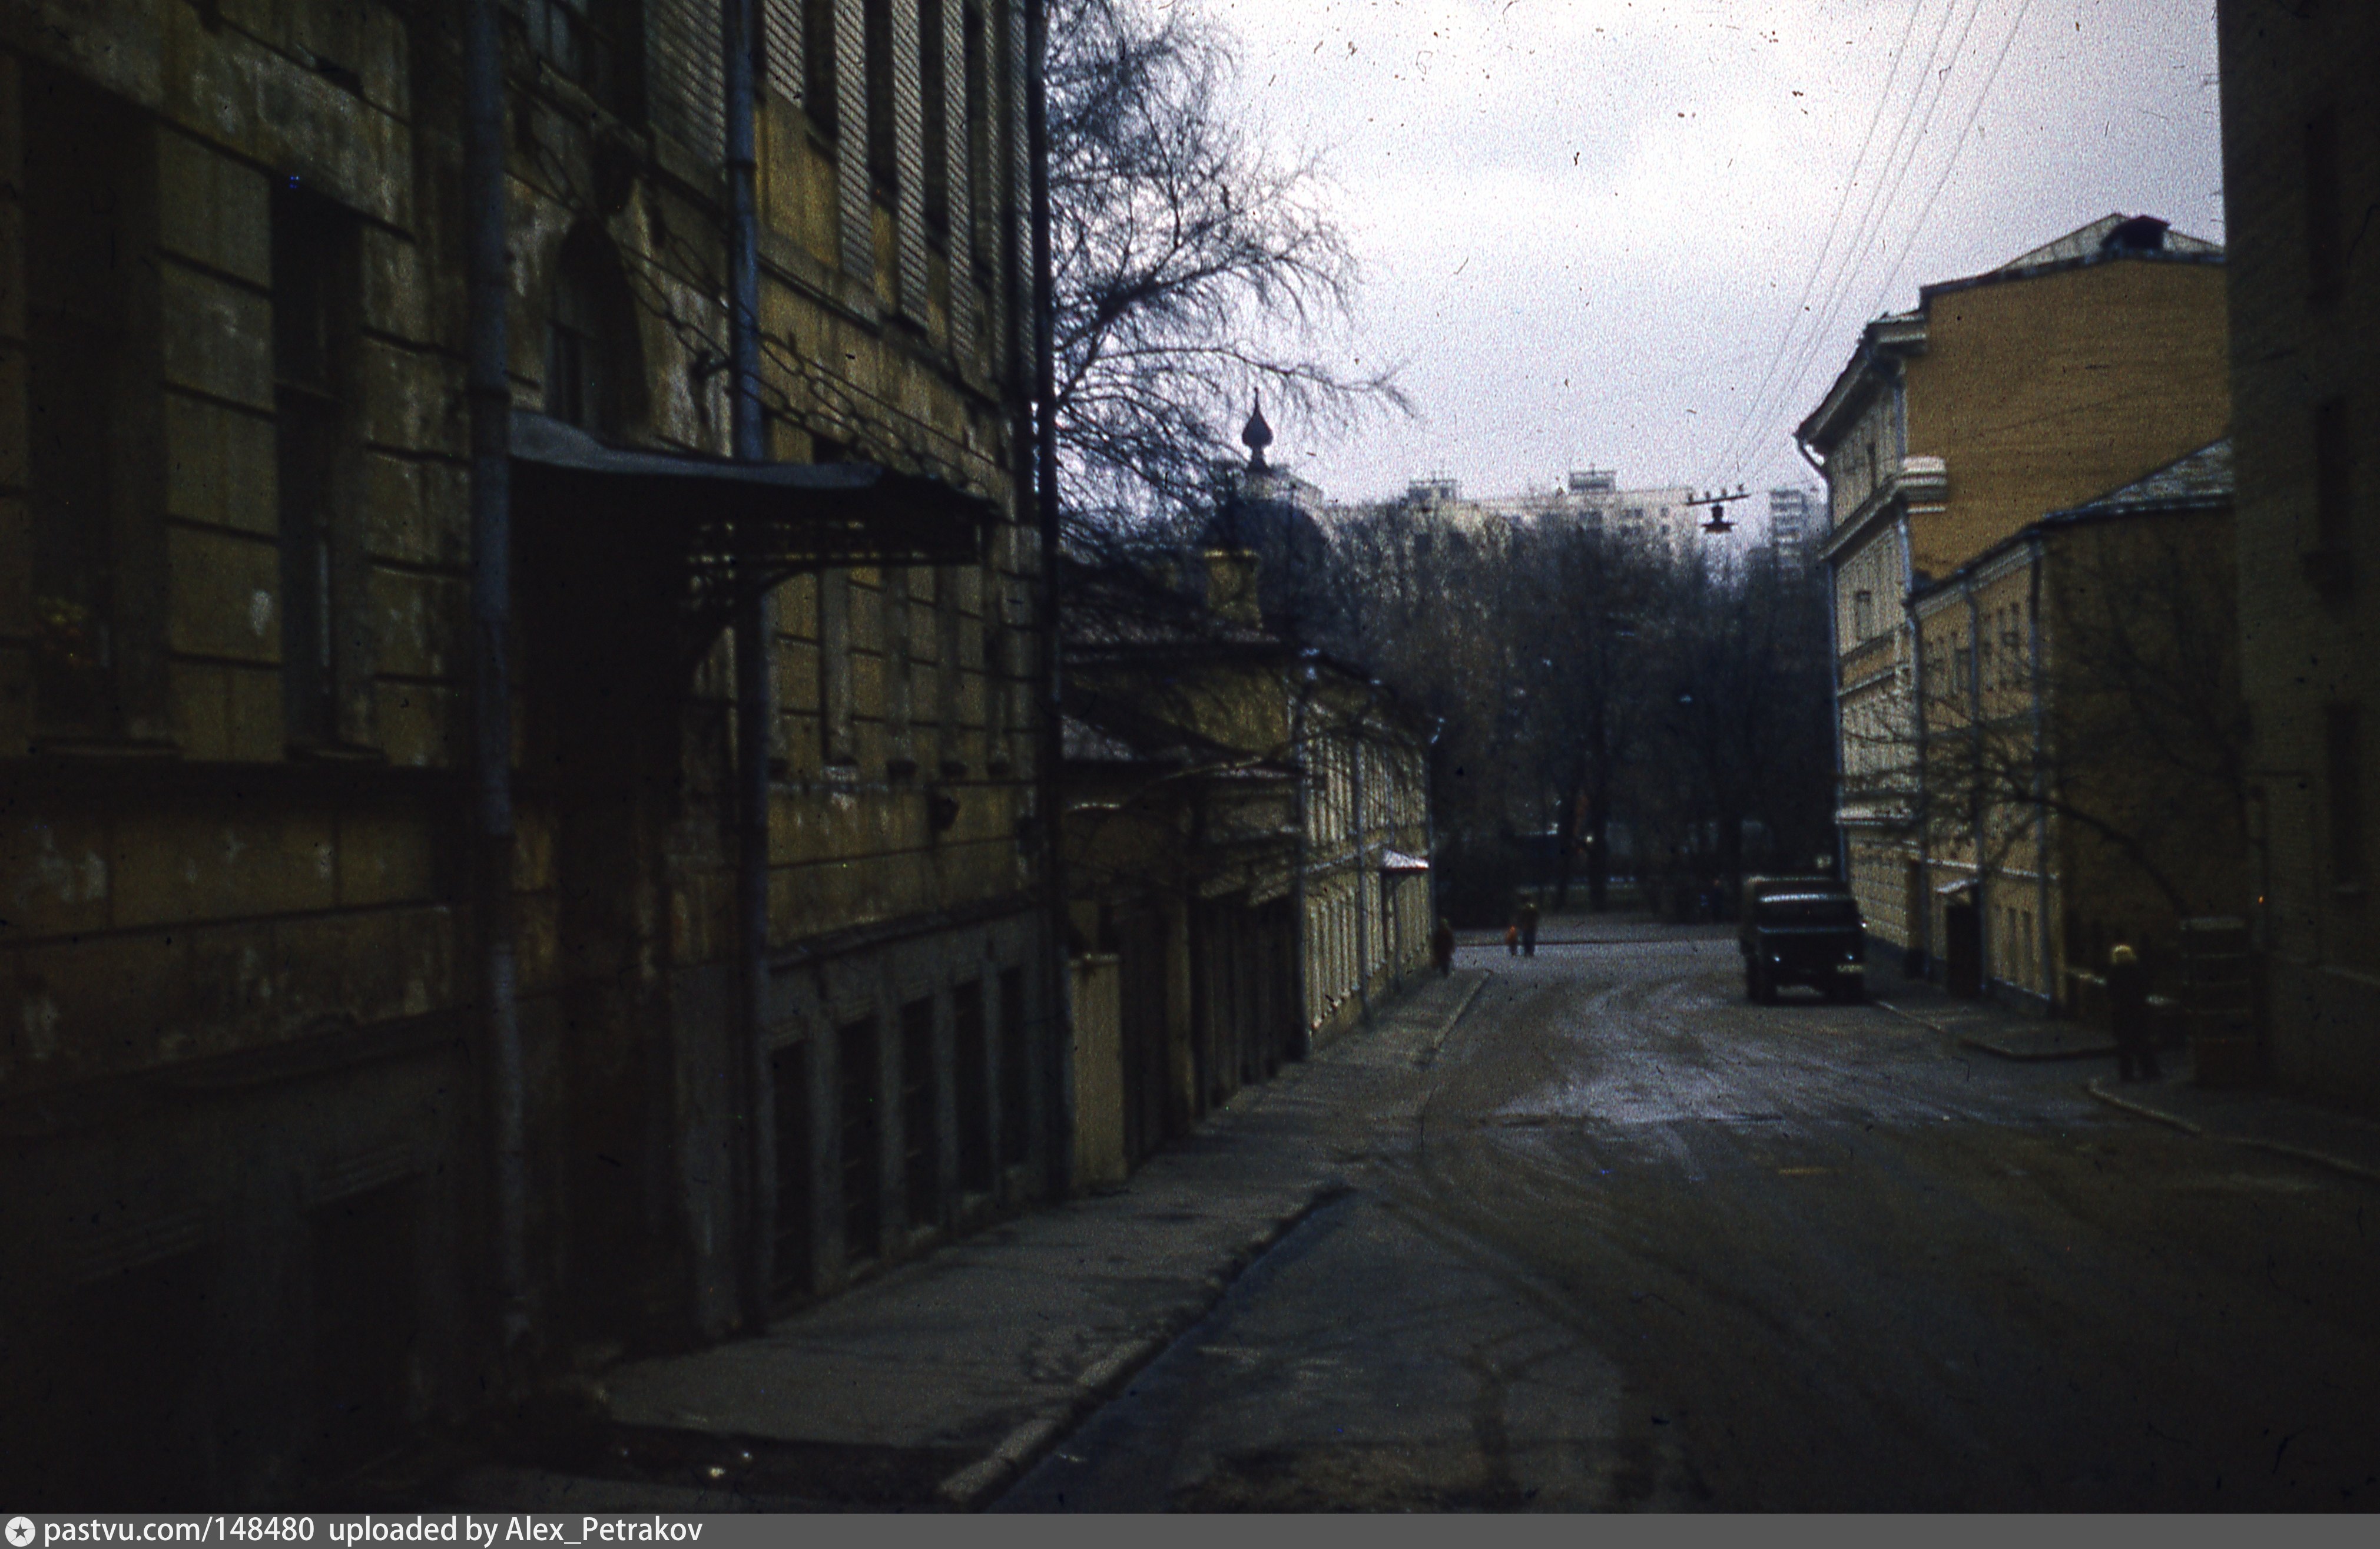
1240 393 1273 472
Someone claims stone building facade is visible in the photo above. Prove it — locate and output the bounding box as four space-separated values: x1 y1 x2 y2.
1798 214 2230 997
2218 1 2380 1106
2 0 1050 1505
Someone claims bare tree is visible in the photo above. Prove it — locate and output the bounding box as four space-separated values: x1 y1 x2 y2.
1046 0 1402 530
1847 501 2249 967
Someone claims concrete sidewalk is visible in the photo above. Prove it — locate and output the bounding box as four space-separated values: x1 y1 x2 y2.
1869 972 2119 1063
428 968 1487 1512
1874 969 2380 1190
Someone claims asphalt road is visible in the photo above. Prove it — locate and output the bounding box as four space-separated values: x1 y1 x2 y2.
997 926 2380 1511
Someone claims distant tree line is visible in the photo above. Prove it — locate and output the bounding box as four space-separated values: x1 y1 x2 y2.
1313 508 1837 926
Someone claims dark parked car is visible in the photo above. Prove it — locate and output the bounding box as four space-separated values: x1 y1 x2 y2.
1739 877 1867 1004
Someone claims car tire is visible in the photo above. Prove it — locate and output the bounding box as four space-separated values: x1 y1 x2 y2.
1752 963 1778 1005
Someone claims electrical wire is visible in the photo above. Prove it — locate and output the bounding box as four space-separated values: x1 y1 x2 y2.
1702 0 1930 485
1861 0 2039 326
1743 0 1974 478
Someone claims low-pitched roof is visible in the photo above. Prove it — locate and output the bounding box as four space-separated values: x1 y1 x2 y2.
1910 438 2233 602
2038 438 2233 524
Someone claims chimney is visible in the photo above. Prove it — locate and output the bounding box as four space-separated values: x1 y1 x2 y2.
1204 548 1261 628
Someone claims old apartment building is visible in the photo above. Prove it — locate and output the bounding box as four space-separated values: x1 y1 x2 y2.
1903 442 2242 1007
2219 1 2379 1106
1798 213 2230 1002
2 0 1050 1505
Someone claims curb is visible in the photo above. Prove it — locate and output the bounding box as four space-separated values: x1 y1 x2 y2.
1414 972 1491 1068
931 1175 1357 1509
2084 1078 2380 1187
1957 1034 2119 1063
2083 1078 2206 1137
1869 997 1947 1036
1872 997 2117 1064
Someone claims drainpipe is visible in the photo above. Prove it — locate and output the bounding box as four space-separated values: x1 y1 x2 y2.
1426 716 1444 925
1899 512 1928 977
463 0 528 1372
1026 0 1075 1200
1289 664 1317 1057
722 0 772 1331
2028 536 2053 1011
1802 435 1848 885
1351 705 1369 1023
1965 578 1986 995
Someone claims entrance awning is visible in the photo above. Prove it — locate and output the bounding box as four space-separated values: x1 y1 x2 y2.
509 412 997 571
1377 849 1431 873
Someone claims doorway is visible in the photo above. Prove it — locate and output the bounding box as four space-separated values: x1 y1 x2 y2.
1945 895 1983 997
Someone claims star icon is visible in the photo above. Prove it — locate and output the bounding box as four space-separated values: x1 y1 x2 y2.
7 1517 37 1547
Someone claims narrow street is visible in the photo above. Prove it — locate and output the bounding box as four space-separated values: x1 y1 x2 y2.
998 925 2380 1511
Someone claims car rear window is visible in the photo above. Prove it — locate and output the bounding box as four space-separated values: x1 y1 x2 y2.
1757 894 1861 926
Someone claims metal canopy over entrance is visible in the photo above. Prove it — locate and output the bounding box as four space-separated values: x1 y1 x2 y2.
509 412 999 624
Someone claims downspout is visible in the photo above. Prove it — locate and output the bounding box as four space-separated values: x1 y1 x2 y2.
1426 716 1444 932
1802 433 1848 883
2028 535 2053 1012
723 0 773 1330
1899 511 1928 977
1289 665 1317 1058
1351 706 1369 1023
1026 0 1075 1199
1965 578 1986 995
463 0 529 1370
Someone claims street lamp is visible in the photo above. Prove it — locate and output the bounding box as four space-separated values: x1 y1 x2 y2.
1683 485 1749 535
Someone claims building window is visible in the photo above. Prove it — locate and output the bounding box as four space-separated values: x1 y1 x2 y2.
804 0 837 131
544 229 642 438
864 0 897 198
2328 705 2364 887
2314 396 2352 555
26 70 153 740
527 0 635 117
1852 590 1875 643
274 188 360 747
963 1 990 272
920 0 949 241
2306 107 2342 308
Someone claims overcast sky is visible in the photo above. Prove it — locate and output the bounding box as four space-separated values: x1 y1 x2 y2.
1209 0 2225 516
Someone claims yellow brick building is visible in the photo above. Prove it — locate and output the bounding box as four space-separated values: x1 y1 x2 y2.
1799 215 2230 999
1905 442 2242 1008
2 0 1050 1504
2218 1 2380 1105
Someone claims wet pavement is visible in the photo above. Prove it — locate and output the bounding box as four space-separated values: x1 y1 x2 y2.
999 924 2380 1510
413 918 2380 1511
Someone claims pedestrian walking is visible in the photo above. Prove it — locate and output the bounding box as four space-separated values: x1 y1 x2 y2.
1430 918 1456 978
1518 896 1540 958
2107 942 2159 1081
1504 922 1520 956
